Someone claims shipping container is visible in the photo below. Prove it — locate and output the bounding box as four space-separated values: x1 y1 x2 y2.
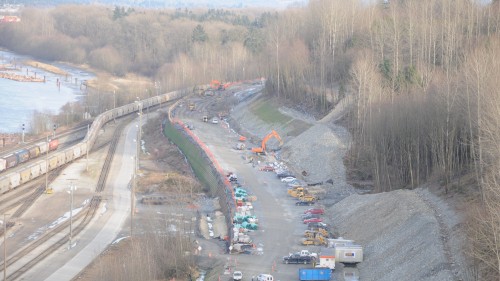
56 152 65 166
30 164 41 179
0 158 6 172
20 167 31 184
48 156 58 170
37 142 48 154
73 145 81 158
9 172 20 189
49 139 59 151
65 149 74 162
28 145 40 159
38 160 47 174
80 142 87 155
0 176 9 193
15 149 30 163
3 154 18 169
299 268 331 281
335 245 363 264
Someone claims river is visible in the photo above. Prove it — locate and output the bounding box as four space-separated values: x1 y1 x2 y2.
0 50 94 133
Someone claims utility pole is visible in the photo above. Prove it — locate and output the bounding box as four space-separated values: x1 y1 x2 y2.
21 123 25 143
45 135 49 193
113 90 116 123
86 124 89 172
3 214 8 281
67 183 76 249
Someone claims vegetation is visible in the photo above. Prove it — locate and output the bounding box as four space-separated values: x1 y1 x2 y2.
2 0 500 279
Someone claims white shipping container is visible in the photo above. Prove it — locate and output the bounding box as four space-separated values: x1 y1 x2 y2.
335 245 363 264
0 158 6 172
37 142 48 154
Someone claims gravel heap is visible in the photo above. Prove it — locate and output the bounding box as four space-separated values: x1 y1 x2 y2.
327 189 455 281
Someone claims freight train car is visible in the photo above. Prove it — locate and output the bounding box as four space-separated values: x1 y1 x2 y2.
0 139 59 174
0 88 187 193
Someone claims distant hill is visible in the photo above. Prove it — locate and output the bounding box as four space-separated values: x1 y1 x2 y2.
5 0 308 8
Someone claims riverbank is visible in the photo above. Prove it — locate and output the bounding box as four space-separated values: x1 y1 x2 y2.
24 60 68 76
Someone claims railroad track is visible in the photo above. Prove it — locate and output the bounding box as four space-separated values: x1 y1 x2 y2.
2 117 128 280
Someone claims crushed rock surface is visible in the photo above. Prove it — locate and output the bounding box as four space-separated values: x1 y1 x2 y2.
230 94 466 281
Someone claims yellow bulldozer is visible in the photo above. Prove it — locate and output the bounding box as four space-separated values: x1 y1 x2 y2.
298 194 317 202
301 235 327 246
304 228 329 239
288 187 307 198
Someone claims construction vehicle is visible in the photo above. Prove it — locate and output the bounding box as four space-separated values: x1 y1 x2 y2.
251 130 283 154
304 228 329 238
299 194 317 202
301 235 327 246
288 187 307 198
210 80 226 90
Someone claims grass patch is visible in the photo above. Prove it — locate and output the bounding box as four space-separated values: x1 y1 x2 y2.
250 97 291 125
163 120 220 196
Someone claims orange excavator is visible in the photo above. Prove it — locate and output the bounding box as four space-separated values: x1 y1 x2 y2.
210 80 226 90
251 130 283 154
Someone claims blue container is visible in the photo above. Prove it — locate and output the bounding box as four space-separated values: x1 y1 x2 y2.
15 149 30 163
299 268 331 281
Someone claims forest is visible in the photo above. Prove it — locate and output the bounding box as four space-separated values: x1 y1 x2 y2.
0 0 499 279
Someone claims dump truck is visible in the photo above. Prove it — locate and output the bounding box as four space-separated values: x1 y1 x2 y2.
298 268 331 281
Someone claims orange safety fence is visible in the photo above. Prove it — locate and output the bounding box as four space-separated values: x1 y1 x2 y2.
170 116 236 215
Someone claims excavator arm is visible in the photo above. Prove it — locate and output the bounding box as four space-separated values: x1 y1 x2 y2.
251 130 283 154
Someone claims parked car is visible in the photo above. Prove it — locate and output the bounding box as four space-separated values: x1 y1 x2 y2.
282 253 316 264
261 166 275 172
296 200 315 206
280 176 297 183
303 217 323 224
304 208 325 215
301 213 321 220
277 171 295 178
308 222 329 229
233 271 243 281
257 274 274 281
287 181 303 188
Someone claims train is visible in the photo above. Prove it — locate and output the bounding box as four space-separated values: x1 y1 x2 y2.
0 88 187 195
0 139 59 173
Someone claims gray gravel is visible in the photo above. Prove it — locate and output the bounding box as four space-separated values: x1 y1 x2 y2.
229 89 467 281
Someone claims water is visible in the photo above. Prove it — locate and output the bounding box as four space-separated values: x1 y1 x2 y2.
0 50 94 133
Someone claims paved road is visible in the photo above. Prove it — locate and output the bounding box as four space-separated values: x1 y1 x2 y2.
19 118 139 281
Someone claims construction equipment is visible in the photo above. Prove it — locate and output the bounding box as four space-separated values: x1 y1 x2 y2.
301 235 327 246
299 194 317 202
251 130 283 154
288 187 307 198
210 80 226 90
304 228 329 238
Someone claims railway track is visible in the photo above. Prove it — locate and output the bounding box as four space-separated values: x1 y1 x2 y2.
1 117 128 280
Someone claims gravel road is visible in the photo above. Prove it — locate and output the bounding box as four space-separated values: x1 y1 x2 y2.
179 85 467 281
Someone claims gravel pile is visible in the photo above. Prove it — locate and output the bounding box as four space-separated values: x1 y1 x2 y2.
326 189 455 281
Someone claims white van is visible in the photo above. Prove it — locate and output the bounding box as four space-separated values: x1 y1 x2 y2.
257 274 274 281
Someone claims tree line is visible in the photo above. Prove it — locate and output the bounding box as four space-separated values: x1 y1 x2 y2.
1 0 499 279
